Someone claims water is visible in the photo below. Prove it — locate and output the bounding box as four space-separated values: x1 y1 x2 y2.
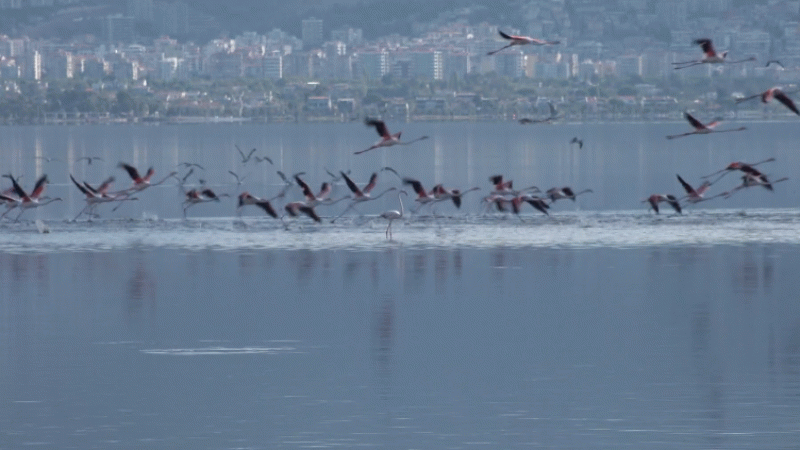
2 122 800 449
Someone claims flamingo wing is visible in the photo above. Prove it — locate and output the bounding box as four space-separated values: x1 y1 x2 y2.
317 182 332 199
402 178 426 197
365 118 391 139
676 174 694 194
298 205 322 222
363 173 378 193
693 38 715 57
294 175 314 199
498 30 513 40
119 163 142 182
201 189 219 200
70 174 91 196
773 89 800 115
684 112 706 130
97 176 115 194
340 172 362 195
257 200 278 218
30 175 48 198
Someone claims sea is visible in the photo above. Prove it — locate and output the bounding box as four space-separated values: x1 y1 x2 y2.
1 121 799 449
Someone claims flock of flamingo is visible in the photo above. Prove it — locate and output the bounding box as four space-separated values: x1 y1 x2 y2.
0 35 794 238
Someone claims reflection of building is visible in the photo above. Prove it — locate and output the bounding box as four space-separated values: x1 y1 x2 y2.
302 17 324 49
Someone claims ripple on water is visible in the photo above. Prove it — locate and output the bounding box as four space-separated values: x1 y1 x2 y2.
1 208 800 252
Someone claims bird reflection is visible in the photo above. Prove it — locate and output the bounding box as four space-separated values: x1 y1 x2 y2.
690 301 725 447
435 250 447 293
453 250 463 279
126 254 156 323
372 294 395 405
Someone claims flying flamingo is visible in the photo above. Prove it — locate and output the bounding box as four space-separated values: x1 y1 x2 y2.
432 184 480 209
643 194 682 215
673 38 755 69
519 102 560 124
515 193 550 218
487 30 560 56
545 187 593 203
76 156 104 165
355 118 429 155
489 175 539 196
332 172 396 222
5 174 62 221
118 163 177 193
237 192 278 218
71 174 138 220
676 175 712 203
666 112 746 139
294 175 332 205
722 174 789 198
735 87 800 115
183 188 228 218
379 190 408 240
283 201 322 224
701 157 775 182
402 178 438 213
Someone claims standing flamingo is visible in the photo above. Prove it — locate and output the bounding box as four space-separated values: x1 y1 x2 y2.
673 38 755 69
666 112 746 139
735 87 799 115
643 194 682 215
6 174 62 221
487 30 560 56
379 190 408 240
332 172 396 222
355 118 429 154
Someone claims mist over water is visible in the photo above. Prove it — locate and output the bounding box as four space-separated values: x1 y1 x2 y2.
1 123 799 449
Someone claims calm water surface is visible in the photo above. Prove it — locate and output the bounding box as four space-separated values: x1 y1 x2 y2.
1 123 800 449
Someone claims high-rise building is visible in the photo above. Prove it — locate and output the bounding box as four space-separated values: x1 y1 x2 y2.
302 17 324 49
126 0 153 21
104 14 135 44
411 51 443 80
356 51 388 80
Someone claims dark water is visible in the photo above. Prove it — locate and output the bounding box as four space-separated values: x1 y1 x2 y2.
2 123 800 449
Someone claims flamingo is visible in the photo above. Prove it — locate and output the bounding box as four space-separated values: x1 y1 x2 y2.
432 184 480 209
355 118 429 154
722 174 789 198
515 193 550 218
379 190 408 239
676 175 712 203
237 192 278 218
701 157 776 182
489 175 538 196
569 137 584 149
545 187 593 203
519 102 560 124
643 194 682 215
5 174 62 222
118 163 176 193
666 112 746 139
487 30 560 56
283 201 322 223
183 188 228 218
765 60 784 68
673 38 755 69
177 162 205 171
402 178 438 213
71 174 137 220
735 87 799 115
294 174 333 207
332 172 396 222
